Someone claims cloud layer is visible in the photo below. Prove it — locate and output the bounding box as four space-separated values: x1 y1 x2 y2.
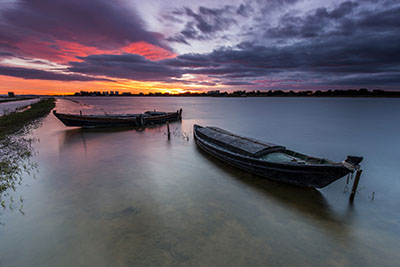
0 65 111 81
0 0 399 91
0 0 171 62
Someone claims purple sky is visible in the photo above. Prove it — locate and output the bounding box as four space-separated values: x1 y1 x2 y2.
0 0 399 93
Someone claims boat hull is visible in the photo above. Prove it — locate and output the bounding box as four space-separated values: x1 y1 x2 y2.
53 112 141 127
53 110 182 128
144 112 181 125
194 125 351 188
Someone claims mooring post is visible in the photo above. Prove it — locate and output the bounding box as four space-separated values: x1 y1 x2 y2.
140 114 144 127
167 121 171 139
350 169 362 201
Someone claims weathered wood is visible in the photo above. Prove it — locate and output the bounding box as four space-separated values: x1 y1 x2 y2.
350 169 362 201
140 114 144 127
53 109 182 128
194 124 362 188
167 121 170 139
197 126 284 157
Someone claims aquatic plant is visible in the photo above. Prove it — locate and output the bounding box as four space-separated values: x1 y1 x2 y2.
0 132 38 213
0 98 55 220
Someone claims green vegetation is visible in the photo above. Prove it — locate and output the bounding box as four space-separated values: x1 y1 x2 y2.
0 98 55 140
1 98 55 214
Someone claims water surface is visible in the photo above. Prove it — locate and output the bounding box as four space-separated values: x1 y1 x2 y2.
0 97 399 266
0 98 40 115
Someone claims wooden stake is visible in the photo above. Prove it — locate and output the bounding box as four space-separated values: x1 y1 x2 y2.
140 114 144 127
350 169 362 201
179 108 182 120
167 121 170 139
80 110 82 116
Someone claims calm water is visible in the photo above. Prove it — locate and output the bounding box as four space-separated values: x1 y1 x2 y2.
0 98 41 115
1 97 399 266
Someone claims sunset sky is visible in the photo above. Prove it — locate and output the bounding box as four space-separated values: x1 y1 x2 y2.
0 0 399 95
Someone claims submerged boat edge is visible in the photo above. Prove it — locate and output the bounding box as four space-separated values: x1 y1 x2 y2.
193 124 360 188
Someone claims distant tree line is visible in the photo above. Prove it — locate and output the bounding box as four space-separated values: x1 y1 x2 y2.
73 89 400 97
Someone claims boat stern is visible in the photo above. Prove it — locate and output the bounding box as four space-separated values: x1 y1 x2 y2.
342 155 363 171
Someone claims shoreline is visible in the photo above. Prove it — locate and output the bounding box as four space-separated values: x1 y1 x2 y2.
57 95 400 98
0 98 55 140
1 98 55 200
0 97 36 103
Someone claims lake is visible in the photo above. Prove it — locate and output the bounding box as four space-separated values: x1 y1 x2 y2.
0 97 399 266
0 98 41 116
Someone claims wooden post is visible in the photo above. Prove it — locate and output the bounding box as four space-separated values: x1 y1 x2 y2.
80 110 82 116
350 169 362 201
179 108 182 120
140 115 144 127
167 122 170 139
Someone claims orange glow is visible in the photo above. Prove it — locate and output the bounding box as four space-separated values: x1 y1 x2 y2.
122 42 176 60
15 37 175 63
52 41 175 62
0 75 217 95
1 39 182 94
53 41 107 62
0 75 109 95
15 37 69 63
15 38 108 63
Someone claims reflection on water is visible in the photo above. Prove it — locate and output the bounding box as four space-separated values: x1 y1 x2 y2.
58 121 185 154
0 97 399 266
196 146 351 236
0 123 39 221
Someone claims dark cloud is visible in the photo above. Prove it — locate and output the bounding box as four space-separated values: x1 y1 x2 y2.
163 0 304 45
162 5 400 87
256 0 300 12
176 80 217 86
68 54 182 81
265 1 359 39
236 4 253 17
325 73 400 86
1 0 399 90
65 10 400 87
194 32 397 82
0 21 20 56
165 5 246 44
197 81 217 86
0 65 111 81
0 0 169 58
0 52 14 58
357 5 400 29
222 81 255 85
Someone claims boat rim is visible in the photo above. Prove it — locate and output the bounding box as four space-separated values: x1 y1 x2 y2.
193 124 347 169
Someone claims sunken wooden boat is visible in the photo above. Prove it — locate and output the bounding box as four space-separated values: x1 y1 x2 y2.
194 124 362 188
53 109 182 128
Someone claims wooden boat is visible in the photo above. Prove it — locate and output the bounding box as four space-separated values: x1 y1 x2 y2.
193 124 362 188
53 109 182 128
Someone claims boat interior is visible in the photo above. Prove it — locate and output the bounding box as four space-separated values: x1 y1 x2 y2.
144 111 167 116
259 150 330 165
197 125 333 165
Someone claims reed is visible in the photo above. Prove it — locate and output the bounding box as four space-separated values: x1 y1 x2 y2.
0 98 55 214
